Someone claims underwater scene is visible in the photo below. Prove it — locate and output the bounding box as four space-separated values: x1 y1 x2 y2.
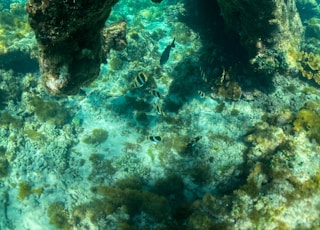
1 0 320 229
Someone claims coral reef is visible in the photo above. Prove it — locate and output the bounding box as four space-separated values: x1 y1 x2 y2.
1 0 320 229
101 20 127 56
26 0 126 95
186 109 320 229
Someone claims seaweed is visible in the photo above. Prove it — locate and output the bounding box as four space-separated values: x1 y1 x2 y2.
0 158 9 178
293 101 320 143
18 182 43 200
28 96 72 126
18 182 32 200
0 112 23 129
82 128 108 145
47 202 71 230
88 153 116 183
93 186 171 222
23 129 46 142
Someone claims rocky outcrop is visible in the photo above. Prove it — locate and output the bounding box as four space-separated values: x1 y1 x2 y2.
25 0 126 95
217 0 303 74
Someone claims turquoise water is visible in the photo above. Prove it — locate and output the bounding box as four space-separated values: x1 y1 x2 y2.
1 0 320 229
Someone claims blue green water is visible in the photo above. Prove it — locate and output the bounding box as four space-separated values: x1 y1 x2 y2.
1 0 320 229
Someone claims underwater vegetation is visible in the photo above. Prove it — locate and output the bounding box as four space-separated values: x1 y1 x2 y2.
82 128 109 145
17 182 42 200
0 157 9 178
2 0 320 229
293 100 320 143
288 13 320 85
88 153 117 183
47 202 71 230
28 96 72 126
0 3 38 74
0 112 23 129
184 108 320 229
69 175 188 229
295 49 320 84
0 3 34 54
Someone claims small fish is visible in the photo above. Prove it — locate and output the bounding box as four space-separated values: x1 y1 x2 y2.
149 89 162 99
199 66 207 82
133 72 148 88
200 66 206 78
147 135 162 143
160 38 175 65
186 136 203 148
220 68 226 85
198 90 205 98
154 103 165 116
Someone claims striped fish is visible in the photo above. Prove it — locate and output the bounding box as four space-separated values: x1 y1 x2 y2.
133 72 148 88
198 90 205 98
149 89 162 99
147 135 162 143
154 103 165 116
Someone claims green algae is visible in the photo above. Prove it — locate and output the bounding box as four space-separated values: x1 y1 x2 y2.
109 57 123 70
71 175 187 228
115 176 143 190
23 129 46 142
0 3 33 54
230 108 240 116
302 86 320 96
134 111 150 126
88 153 116 183
0 112 23 129
71 185 172 226
293 100 320 143
28 96 71 126
215 102 226 113
152 174 184 203
82 128 108 145
147 147 155 161
190 162 212 186
0 158 9 178
47 202 71 230
18 182 43 200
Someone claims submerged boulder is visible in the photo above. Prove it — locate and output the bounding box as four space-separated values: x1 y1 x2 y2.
216 0 303 74
25 0 126 95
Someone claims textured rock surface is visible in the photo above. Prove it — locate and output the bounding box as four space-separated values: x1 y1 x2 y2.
217 0 303 74
25 0 124 95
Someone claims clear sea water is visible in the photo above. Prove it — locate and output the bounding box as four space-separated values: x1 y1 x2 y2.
1 0 320 229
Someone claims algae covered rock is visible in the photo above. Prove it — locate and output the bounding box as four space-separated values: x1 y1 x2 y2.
216 0 303 74
26 0 126 95
0 3 38 73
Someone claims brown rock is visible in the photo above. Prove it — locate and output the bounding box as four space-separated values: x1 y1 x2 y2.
26 0 126 95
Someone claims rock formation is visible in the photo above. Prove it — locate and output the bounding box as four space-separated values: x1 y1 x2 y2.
26 0 126 95
216 0 303 74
